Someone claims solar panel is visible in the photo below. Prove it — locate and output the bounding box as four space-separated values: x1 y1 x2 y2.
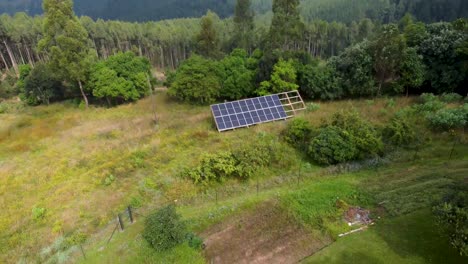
211 94 289 132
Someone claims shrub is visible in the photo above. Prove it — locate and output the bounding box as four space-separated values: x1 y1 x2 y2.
186 232 204 250
419 93 438 104
383 115 416 146
427 107 467 131
433 185 468 256
168 55 222 104
298 64 343 100
284 118 314 149
21 64 64 105
143 205 187 252
186 152 238 185
306 103 320 112
327 111 383 159
415 93 446 113
440 93 463 103
32 207 47 221
89 52 151 104
308 126 358 165
233 142 273 179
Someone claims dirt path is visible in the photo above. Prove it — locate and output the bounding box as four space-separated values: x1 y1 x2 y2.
201 201 332 264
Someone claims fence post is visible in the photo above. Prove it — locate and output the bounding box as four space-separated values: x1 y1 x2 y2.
118 214 124 231
80 244 86 260
128 206 134 223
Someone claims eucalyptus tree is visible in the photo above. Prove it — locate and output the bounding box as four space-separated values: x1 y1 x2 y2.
233 0 255 52
38 0 96 108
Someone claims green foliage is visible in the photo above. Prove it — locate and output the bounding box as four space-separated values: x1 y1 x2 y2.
298 63 342 100
415 93 446 113
219 49 256 100
284 118 313 149
330 41 375 97
327 111 384 159
103 174 115 186
269 0 303 50
21 64 64 106
196 11 222 59
32 206 46 221
419 23 465 93
308 126 358 165
143 205 187 252
232 0 255 51
440 93 463 103
187 152 239 185
383 115 416 146
395 47 426 94
39 0 97 107
259 58 298 95
307 102 320 112
185 232 204 250
0 70 19 99
89 52 151 104
427 106 467 131
433 184 468 256
168 55 222 104
370 24 406 95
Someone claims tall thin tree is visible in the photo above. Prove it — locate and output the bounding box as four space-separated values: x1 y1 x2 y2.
269 0 304 51
38 0 96 108
233 0 255 52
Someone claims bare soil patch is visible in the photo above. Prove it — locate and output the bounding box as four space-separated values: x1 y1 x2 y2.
201 200 332 264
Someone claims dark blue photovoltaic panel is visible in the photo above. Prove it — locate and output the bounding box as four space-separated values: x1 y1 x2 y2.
211 94 289 131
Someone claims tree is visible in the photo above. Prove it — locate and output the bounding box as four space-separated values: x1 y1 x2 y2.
168 55 222 104
396 47 426 95
298 63 343 100
259 58 298 95
143 205 187 252
369 24 406 96
329 41 375 97
38 0 96 108
21 64 64 105
419 23 465 93
196 11 221 59
308 126 358 165
232 0 255 52
89 52 152 105
268 0 304 50
219 49 256 100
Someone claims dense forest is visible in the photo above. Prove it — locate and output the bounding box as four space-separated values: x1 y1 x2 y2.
1 0 467 23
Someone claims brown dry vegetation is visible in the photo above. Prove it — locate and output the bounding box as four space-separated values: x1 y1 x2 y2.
202 200 332 264
0 94 414 262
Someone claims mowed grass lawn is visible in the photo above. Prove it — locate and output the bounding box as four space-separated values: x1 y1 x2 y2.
305 209 465 264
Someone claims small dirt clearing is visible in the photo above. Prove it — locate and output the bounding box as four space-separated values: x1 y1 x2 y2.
202 201 332 264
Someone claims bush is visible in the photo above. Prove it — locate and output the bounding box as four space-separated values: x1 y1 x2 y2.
307 103 320 112
440 93 463 103
427 106 467 131
383 115 416 146
284 118 314 149
308 126 358 165
168 55 222 104
20 64 64 105
298 64 343 100
186 152 238 185
415 93 446 113
327 111 383 159
433 185 468 256
143 205 187 252
233 141 273 179
89 52 151 105
32 206 46 221
186 232 204 250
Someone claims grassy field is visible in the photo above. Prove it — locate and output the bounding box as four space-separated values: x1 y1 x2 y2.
0 94 467 263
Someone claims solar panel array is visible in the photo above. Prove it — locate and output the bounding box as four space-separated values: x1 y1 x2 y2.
211 94 288 132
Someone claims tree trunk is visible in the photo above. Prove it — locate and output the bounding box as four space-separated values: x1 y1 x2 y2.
4 40 18 76
78 80 89 108
0 51 9 71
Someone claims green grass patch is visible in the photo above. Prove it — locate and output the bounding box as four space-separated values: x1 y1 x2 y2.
304 209 467 264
